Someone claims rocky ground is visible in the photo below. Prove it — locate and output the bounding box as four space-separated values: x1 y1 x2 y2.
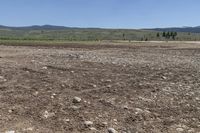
0 42 200 133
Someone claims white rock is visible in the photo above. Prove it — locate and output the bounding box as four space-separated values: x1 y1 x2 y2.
5 131 15 133
176 128 184 132
89 127 97 131
43 111 55 118
108 128 118 133
107 85 112 88
84 121 93 127
93 84 97 88
70 105 80 110
102 122 108 126
65 119 70 122
123 105 129 109
73 97 82 103
42 66 48 70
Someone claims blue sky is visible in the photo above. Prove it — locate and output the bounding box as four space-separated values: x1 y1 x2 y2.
0 0 199 28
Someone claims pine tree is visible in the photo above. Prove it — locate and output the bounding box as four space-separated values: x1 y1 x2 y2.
157 33 160 38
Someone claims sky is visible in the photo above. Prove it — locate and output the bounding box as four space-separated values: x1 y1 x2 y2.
0 0 200 29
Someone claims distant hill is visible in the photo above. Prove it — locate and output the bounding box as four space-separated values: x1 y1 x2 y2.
1 25 200 41
0 25 76 30
150 26 200 33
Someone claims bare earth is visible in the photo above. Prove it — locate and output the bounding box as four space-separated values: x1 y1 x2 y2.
0 42 200 133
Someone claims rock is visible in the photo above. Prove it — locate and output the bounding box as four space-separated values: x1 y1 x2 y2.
93 84 97 88
8 109 13 113
73 97 82 103
71 71 74 73
43 111 55 118
0 76 6 82
107 85 112 88
5 131 15 133
106 79 112 82
102 122 108 126
84 121 93 127
23 127 34 131
108 128 118 133
123 105 129 109
70 105 80 111
176 127 184 132
65 119 70 122
42 66 48 70
89 127 97 131
161 76 167 79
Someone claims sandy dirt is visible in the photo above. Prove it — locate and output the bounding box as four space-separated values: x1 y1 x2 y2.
0 42 200 133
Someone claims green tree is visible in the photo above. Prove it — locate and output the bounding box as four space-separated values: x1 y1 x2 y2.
122 33 125 40
172 32 178 40
157 33 160 38
162 32 166 37
166 32 170 39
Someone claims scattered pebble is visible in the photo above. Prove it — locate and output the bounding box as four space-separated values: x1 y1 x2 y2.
23 127 34 131
70 105 80 110
84 121 93 127
107 85 112 88
65 119 70 122
123 105 129 109
102 122 108 126
89 127 97 131
73 97 82 103
42 66 48 70
162 76 167 79
8 109 13 113
43 111 55 118
108 128 117 133
93 84 97 88
176 127 184 132
5 131 15 133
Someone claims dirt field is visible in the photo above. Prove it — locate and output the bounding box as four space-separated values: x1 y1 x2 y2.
0 42 200 133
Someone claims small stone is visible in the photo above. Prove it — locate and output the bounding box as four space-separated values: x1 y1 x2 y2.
123 105 129 109
176 128 184 132
188 128 195 132
5 131 15 133
89 127 97 131
34 91 39 96
102 122 108 126
65 119 70 122
42 66 48 70
73 97 82 103
93 84 97 88
23 127 34 131
43 111 55 118
107 85 112 88
71 71 74 73
8 109 13 113
84 121 93 127
108 128 117 133
106 79 112 82
70 105 80 110
113 119 117 122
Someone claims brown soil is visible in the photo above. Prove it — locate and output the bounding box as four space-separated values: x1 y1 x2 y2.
0 42 200 133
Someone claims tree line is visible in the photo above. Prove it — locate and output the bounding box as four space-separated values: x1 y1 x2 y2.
157 31 178 40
